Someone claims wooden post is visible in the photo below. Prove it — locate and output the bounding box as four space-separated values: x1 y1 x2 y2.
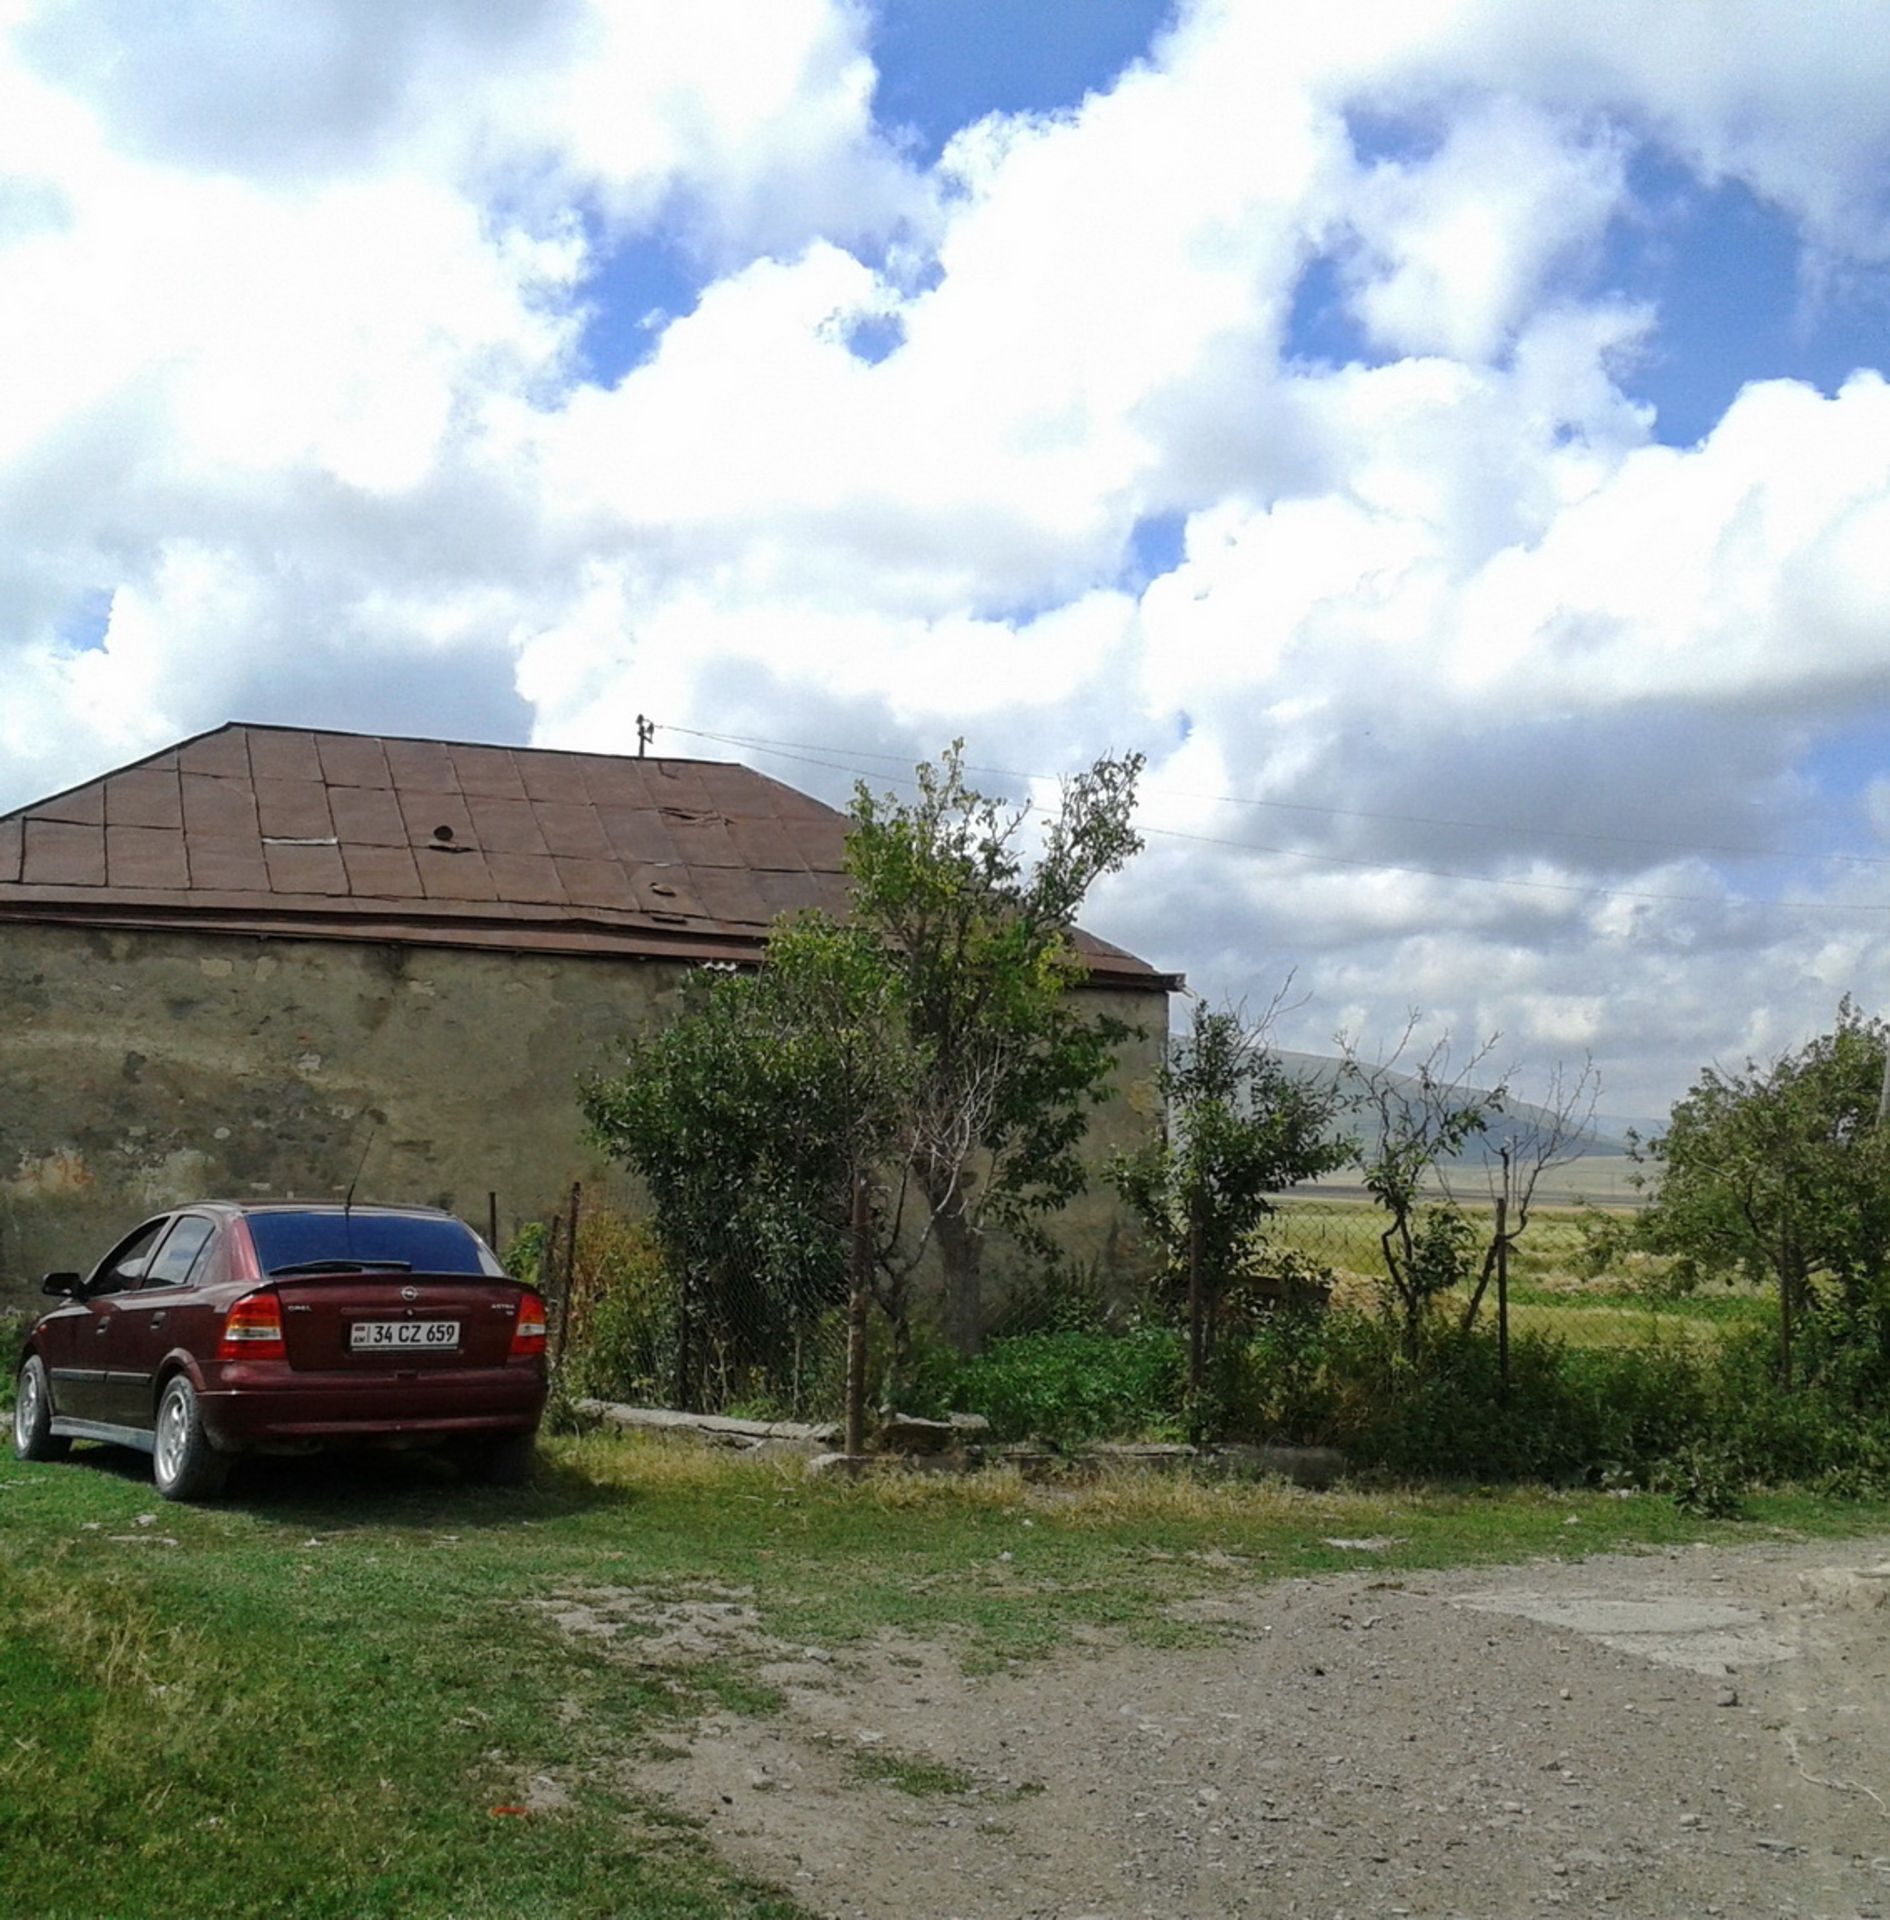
487 1190 499 1255
542 1213 562 1285
675 1270 693 1412
553 1181 581 1366
844 1167 872 1457
1494 1194 1510 1408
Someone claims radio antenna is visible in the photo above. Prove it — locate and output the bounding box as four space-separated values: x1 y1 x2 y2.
343 1121 379 1217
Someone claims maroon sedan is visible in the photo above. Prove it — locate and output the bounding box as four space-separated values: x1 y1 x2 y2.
11 1202 549 1501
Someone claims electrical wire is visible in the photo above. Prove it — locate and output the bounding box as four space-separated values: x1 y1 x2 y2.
657 721 1890 919
661 721 1890 870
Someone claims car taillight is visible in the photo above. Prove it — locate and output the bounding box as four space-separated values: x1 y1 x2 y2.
508 1291 547 1359
218 1290 285 1362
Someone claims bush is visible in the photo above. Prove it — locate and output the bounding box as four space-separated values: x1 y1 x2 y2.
553 1212 678 1406
1696 1322 1890 1495
1319 1311 1720 1482
0 1306 25 1412
947 1303 1890 1494
953 1328 1185 1446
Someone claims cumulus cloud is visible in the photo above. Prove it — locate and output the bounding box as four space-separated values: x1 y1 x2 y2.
2 0 1889 1114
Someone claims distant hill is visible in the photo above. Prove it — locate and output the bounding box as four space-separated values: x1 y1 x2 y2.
1264 1049 1656 1164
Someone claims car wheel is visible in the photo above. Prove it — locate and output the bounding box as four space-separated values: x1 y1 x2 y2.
456 1432 536 1487
152 1376 230 1502
13 1356 70 1463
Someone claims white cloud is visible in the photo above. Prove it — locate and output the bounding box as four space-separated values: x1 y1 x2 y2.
1344 99 1627 362
3 0 1890 1116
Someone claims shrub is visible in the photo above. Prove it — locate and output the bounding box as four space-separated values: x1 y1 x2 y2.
0 1306 25 1412
1697 1322 1890 1495
953 1328 1185 1446
551 1211 677 1407
1654 1442 1748 1519
1321 1311 1720 1483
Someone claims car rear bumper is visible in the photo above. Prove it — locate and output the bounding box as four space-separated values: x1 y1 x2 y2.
198 1365 547 1450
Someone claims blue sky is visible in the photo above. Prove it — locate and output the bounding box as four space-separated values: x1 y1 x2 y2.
3 0 1890 1113
580 6 1890 444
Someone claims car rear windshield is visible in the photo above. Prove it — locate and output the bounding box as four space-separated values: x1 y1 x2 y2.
245 1212 499 1276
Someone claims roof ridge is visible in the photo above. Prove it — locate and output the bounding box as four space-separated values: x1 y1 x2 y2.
0 721 754 824
222 718 738 768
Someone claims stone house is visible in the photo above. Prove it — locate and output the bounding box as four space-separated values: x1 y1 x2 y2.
0 723 1176 1307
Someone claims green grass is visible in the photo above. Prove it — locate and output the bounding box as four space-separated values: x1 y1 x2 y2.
4 1433 1887 1918
1268 1197 1765 1348
847 1750 978 1797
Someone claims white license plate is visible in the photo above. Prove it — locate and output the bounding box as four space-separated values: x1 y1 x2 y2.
349 1319 460 1352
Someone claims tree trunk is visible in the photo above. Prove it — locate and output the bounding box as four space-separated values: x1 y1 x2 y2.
934 1204 983 1356
1778 1244 1796 1391
844 1169 872 1456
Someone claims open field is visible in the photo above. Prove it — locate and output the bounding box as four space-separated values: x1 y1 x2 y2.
5 1432 1889 1918
1268 1196 1767 1349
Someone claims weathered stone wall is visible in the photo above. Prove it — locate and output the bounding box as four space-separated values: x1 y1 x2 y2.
0 924 1165 1312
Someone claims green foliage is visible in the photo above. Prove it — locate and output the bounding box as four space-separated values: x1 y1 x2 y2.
1111 999 1346 1355
1634 1001 1890 1382
1407 1205 1477 1302
1323 1316 1713 1483
0 1306 26 1411
942 1302 1890 1502
558 1211 679 1406
501 1218 550 1287
952 1328 1185 1446
1340 1029 1501 1354
580 738 1152 1400
581 916 913 1410
1212 1302 1334 1441
1654 1443 1748 1520
846 741 1146 1348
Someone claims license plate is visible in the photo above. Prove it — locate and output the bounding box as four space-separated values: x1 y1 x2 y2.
349 1319 460 1352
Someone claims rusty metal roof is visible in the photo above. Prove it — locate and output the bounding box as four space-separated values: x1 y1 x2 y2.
0 723 1176 991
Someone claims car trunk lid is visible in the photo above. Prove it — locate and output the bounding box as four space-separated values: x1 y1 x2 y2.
269 1270 523 1371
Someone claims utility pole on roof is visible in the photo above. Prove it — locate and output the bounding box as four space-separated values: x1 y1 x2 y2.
636 714 654 758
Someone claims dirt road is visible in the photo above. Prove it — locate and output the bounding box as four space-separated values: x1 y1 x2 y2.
559 1532 1890 1918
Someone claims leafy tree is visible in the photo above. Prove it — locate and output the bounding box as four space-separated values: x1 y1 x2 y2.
847 743 1146 1353
1110 996 1347 1433
1338 1021 1502 1359
1634 1001 1890 1385
580 917 914 1419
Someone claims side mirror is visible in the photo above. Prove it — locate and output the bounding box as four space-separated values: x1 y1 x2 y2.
40 1271 83 1298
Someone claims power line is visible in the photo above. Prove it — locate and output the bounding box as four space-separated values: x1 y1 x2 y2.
656 723 1890 920
662 722 1890 871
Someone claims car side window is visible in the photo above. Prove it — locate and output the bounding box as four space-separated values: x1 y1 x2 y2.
143 1216 216 1289
86 1220 169 1297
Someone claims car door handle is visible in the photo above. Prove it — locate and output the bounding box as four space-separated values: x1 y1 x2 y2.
96 1320 110 1336
149 1312 166 1326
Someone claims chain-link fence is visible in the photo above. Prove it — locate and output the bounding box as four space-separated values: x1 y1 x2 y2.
486 1178 1766 1446
498 1177 851 1421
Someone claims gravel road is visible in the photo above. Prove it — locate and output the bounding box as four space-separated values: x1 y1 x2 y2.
560 1531 1890 1919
